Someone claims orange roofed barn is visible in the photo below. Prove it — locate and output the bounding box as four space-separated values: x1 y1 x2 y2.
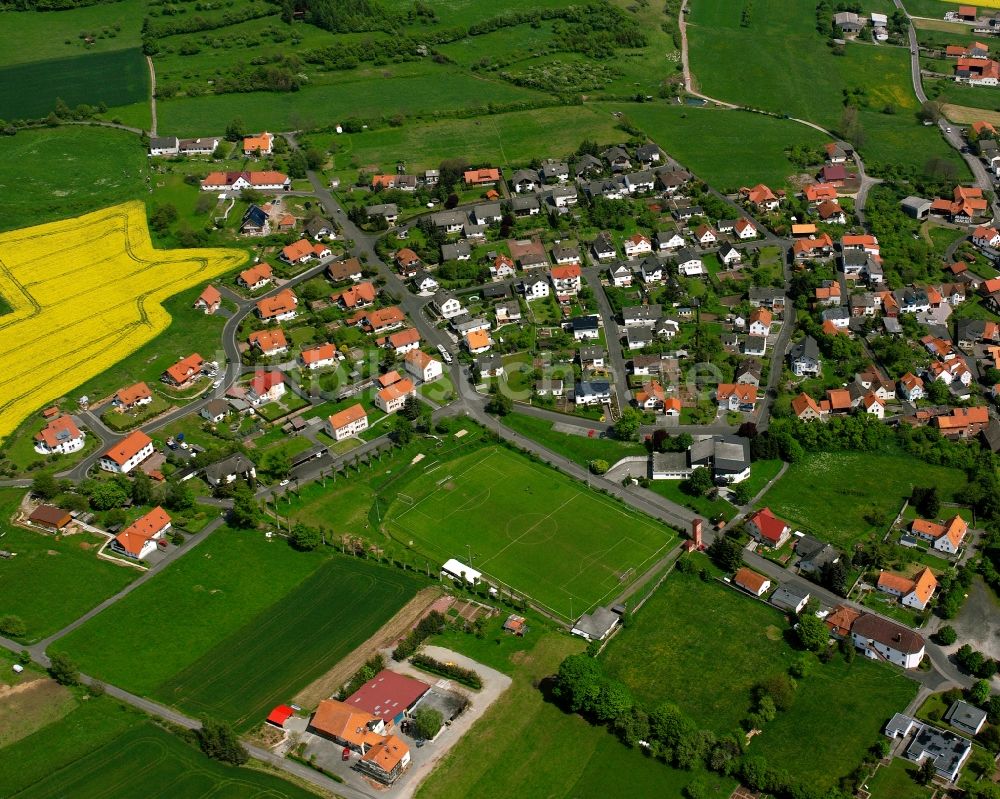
733 566 771 597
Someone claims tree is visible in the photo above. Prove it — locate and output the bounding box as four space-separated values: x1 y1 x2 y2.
392 414 413 445
919 100 943 123
592 679 634 723
131 469 154 506
165 479 193 511
970 679 992 706
933 625 957 646
486 391 512 416
821 558 849 596
839 105 865 148
613 408 642 441
682 466 714 497
287 149 308 179
707 533 743 573
400 396 421 421
918 756 936 785
589 459 609 475
48 651 80 686
0 614 26 637
196 719 248 765
730 481 753 506
795 613 828 652
411 707 443 739
911 486 939 519
552 653 603 714
289 524 322 551
925 379 949 404
229 486 259 529
225 118 245 141
31 472 59 500
89 481 129 510
755 673 796 711
148 204 178 232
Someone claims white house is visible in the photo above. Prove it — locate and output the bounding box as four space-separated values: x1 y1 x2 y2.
33 415 85 455
521 278 550 301
404 350 443 383
375 378 416 413
624 234 652 258
300 343 338 370
735 218 758 239
676 250 704 276
432 293 465 319
610 264 633 287
852 615 925 669
99 431 155 474
111 506 171 560
327 404 369 440
575 380 612 405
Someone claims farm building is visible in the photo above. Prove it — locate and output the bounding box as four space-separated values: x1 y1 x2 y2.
344 670 430 726
27 504 73 532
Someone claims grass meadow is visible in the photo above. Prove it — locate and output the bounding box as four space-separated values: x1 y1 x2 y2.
385 446 676 619
12 718 320 799
601 563 917 792
501 412 647 468
416 630 736 799
0 126 146 233
58 528 421 727
685 0 966 175
155 557 422 729
0 489 136 643
0 48 147 120
755 450 968 550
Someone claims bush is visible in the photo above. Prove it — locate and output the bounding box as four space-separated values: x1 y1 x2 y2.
411 707 443 739
0 614 27 637
48 652 80 686
411 654 482 688
933 625 957 646
392 610 445 660
589 459 609 475
196 719 248 765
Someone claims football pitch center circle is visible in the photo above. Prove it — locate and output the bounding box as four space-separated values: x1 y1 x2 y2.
503 512 559 544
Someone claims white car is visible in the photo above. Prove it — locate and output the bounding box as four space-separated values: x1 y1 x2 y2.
279 479 290 486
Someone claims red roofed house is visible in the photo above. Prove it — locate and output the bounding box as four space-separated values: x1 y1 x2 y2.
111 506 171 560
266 705 295 729
309 699 386 753
332 281 376 309
345 669 430 727
163 353 205 388
281 238 315 265
634 379 666 412
113 382 153 412
748 308 772 336
300 342 338 370
464 168 501 186
385 327 421 356
248 328 288 357
821 164 847 186
742 184 780 212
664 396 682 417
375 378 416 413
404 349 443 383
247 371 285 405
243 131 274 156
256 289 298 322
99 430 155 474
877 567 938 610
34 415 85 455
746 507 792 548
238 262 273 291
973 226 1000 248
194 285 222 314
550 263 583 297
357 306 406 334
716 382 758 411
359 735 411 785
735 218 758 239
911 515 968 555
791 392 827 422
200 171 290 192
933 406 990 438
465 328 493 354
733 566 771 597
327 403 368 441
803 183 838 204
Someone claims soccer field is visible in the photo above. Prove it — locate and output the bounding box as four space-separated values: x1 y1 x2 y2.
386 447 676 620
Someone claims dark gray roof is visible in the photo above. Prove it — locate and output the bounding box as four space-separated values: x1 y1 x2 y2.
242 204 268 228
150 136 178 149
573 606 619 639
306 217 333 237
204 453 255 483
790 335 820 362
623 304 662 323
482 283 509 299
771 586 810 611
945 700 987 732
512 168 540 184
511 196 540 211
578 379 611 394
579 346 605 361
570 315 600 331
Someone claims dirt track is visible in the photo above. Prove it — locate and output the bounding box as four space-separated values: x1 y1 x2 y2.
291 586 443 709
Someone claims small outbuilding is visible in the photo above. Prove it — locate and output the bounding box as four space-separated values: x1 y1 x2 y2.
28 505 73 532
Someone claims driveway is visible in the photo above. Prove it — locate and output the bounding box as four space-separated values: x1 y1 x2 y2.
948 577 1000 661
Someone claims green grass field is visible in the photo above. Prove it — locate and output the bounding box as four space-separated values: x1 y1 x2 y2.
416 630 736 799
606 103 831 190
857 758 934 799
59 526 422 728
684 0 966 175
501 412 647 469
0 47 148 120
16 719 320 798
155 557 422 729
0 0 145 67
385 446 676 619
0 126 147 232
601 563 917 791
756 450 968 550
0 489 136 643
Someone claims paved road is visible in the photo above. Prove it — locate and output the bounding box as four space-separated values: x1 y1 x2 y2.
582 267 629 403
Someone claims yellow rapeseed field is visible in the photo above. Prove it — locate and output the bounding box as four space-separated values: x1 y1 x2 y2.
0 202 245 442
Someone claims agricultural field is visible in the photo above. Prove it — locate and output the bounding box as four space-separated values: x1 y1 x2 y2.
755 450 968 550
155 557 422 729
59 527 422 727
4 712 320 799
684 0 966 175
384 446 676 619
0 489 137 644
0 48 147 120
416 629 736 799
600 563 917 792
0 201 244 442
0 126 147 233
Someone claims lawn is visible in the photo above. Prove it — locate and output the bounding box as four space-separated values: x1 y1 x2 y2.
0 202 244 441
684 0 967 175
0 0 145 67
863 759 935 799
0 489 136 643
278 472 377 530
385 446 677 620
14 718 321 799
605 103 830 191
645 478 737 522
0 47 147 120
755 450 968 550
58 526 333 694
155 556 423 730
416 631 736 799
739 458 785 501
501 411 647 468
601 563 918 791
0 126 147 232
